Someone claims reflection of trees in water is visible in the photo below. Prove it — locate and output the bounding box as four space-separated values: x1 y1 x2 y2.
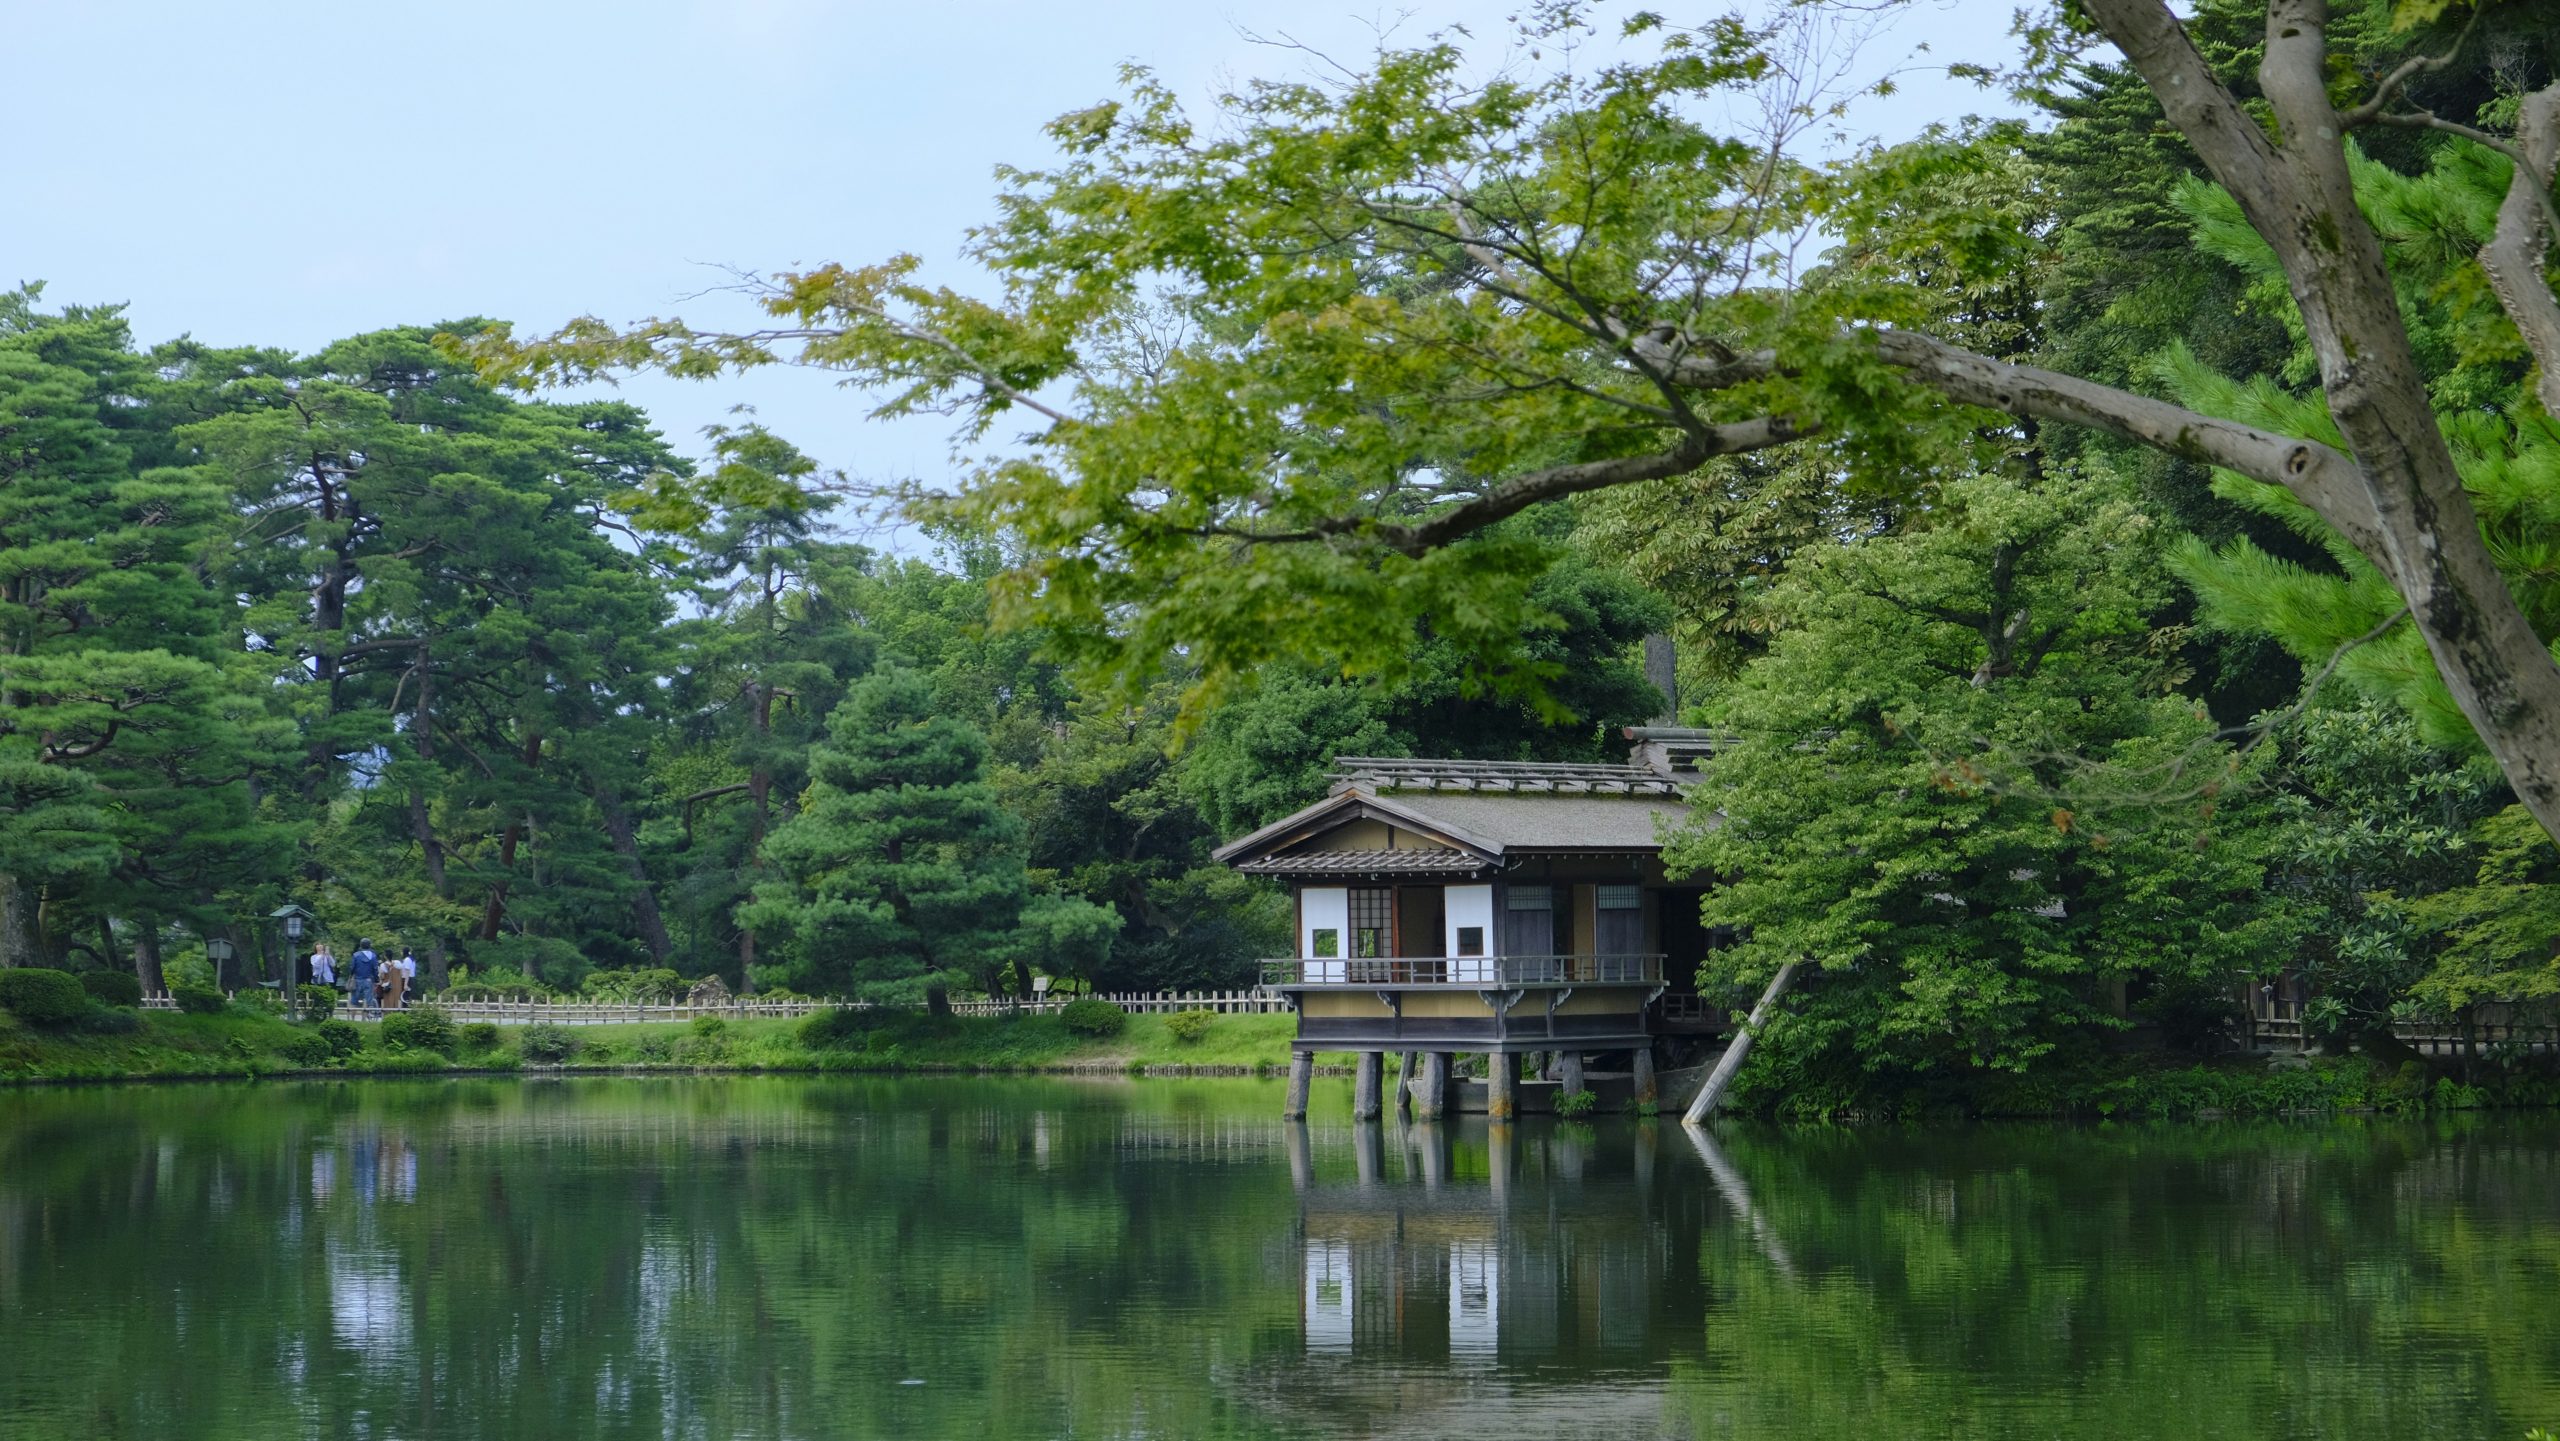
0 1083 2553 1440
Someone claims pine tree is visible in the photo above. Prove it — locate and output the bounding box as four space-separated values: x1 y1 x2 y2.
739 668 1032 1006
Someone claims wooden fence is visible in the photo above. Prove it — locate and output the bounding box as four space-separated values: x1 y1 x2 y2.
139 988 1289 1025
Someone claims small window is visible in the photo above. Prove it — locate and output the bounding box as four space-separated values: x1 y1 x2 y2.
1505 885 1552 911
1311 929 1340 958
1455 926 1485 957
1355 928 1384 959
1597 885 1641 910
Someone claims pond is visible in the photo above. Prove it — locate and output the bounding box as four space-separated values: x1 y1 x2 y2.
0 1077 2552 1440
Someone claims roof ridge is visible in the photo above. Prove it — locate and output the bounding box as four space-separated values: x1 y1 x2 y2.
1330 755 1679 796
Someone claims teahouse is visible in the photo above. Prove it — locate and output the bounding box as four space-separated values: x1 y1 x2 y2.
1216 727 1726 1118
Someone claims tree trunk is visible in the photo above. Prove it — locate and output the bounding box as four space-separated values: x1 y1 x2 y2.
133 918 165 995
97 915 121 978
925 983 951 1017
737 680 775 994
593 783 673 964
0 874 32 968
408 649 449 896
1684 961 1800 1125
2076 0 2560 845
477 732 544 942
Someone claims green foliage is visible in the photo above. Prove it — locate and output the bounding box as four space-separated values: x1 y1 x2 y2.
0 969 91 1027
274 1031 331 1067
78 971 142 1008
458 1022 501 1053
1059 998 1128 1038
377 1006 458 1057
168 981 226 1016
2384 805 2560 1014
77 1005 141 1035
298 987 337 1022
584 968 685 1003
518 1022 585 1065
2257 703 2507 1040
1160 1009 1214 1045
742 668 1051 1003
1677 470 2276 1081
689 1014 727 1039
314 1020 363 1060
1552 1087 1598 1118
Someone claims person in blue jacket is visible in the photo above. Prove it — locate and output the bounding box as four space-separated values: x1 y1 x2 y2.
348 940 381 1014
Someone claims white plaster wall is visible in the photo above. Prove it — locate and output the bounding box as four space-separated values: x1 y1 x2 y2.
1300 886 1348 982
1444 884 1494 961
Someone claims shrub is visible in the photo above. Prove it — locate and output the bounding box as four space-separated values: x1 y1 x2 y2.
0 969 90 1028
299 987 338 1022
80 971 144 1008
315 1019 364 1060
276 1031 332 1066
1162 1009 1216 1045
378 1006 458 1056
169 981 227 1015
1059 998 1128 1038
633 1034 676 1063
79 1005 142 1035
458 1022 501 1053
585 967 685 1003
1553 1088 1599 1119
690 1014 728 1038
518 1022 583 1064
799 1006 883 1050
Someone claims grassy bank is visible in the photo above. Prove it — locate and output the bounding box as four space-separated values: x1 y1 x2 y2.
1726 1048 2560 1122
0 1005 1326 1085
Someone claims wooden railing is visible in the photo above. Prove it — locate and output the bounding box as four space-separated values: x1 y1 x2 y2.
946 989 1288 1017
139 988 1288 1024
1260 953 1664 987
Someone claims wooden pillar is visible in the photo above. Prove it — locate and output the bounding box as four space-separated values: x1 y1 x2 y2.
1487 1051 1518 1122
1415 1052 1450 1121
1284 1051 1314 1120
1632 1045 1659 1108
1558 1050 1587 1097
1352 1051 1383 1121
1397 1049 1419 1112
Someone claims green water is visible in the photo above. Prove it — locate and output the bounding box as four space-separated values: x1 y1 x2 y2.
0 1078 2552 1440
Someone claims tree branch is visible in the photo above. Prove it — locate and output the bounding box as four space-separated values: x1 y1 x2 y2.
1858 330 2396 583
1370 416 1815 556
2475 83 2560 415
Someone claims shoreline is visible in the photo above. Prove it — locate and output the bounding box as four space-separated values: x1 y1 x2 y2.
7 1007 2558 1120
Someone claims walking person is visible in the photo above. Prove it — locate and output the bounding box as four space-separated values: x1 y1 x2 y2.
348 939 381 1015
395 947 419 1008
381 946 408 1010
309 942 336 992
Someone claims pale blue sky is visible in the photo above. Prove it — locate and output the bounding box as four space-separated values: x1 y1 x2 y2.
7 0 2030 531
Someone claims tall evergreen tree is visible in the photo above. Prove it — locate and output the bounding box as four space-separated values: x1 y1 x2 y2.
740 668 1038 1007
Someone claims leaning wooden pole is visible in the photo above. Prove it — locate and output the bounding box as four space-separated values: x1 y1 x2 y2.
1683 961 1800 1126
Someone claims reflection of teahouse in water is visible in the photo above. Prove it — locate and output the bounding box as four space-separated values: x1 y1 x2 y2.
1285 1123 1683 1368
1215 730 1734 1118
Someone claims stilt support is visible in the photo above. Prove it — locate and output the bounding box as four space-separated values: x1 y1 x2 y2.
1558 1049 1586 1097
1632 1045 1659 1108
1416 1052 1450 1120
1487 1051 1518 1122
1352 1051 1383 1121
